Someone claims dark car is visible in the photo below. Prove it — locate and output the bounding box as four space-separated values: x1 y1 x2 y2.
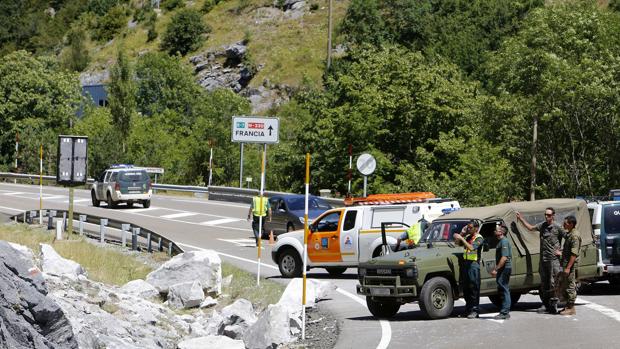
265 195 332 235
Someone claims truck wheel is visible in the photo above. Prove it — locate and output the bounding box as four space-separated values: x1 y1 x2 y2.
488 293 522 310
127 201 134 208
107 193 117 208
326 267 347 276
278 249 302 278
366 297 400 319
91 190 100 207
419 277 454 319
610 277 620 288
143 199 151 208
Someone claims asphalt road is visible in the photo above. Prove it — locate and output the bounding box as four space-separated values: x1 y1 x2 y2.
2 182 620 349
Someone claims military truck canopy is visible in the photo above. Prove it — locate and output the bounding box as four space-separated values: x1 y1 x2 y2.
437 199 593 256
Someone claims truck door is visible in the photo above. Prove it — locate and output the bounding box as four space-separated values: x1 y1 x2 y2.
308 210 343 263
340 209 360 263
479 222 501 291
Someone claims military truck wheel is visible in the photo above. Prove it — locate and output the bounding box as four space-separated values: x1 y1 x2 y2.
610 277 620 288
366 297 400 319
91 191 100 207
419 277 454 319
106 193 117 208
488 293 522 310
127 201 134 208
326 267 347 276
143 200 151 208
278 248 302 278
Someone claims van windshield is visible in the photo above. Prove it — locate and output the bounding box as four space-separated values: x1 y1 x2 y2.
603 205 620 235
420 220 469 243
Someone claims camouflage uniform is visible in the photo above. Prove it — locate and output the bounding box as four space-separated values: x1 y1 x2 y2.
535 221 565 311
561 228 582 305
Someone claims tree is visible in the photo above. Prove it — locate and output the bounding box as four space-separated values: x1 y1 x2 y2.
61 26 90 72
161 8 209 56
108 48 137 152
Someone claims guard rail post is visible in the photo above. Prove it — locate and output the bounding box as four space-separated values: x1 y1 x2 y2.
158 237 163 252
147 232 152 253
121 224 130 247
29 211 36 224
168 243 173 257
62 212 67 232
79 215 86 235
55 219 62 240
23 212 26 224
47 210 56 230
132 228 140 251
100 218 108 244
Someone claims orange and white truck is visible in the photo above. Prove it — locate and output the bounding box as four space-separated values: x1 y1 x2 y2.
271 193 460 277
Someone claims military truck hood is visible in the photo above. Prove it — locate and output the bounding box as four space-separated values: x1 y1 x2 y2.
363 244 457 266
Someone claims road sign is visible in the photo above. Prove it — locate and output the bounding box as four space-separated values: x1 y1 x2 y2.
356 153 376 176
231 116 279 144
57 135 88 185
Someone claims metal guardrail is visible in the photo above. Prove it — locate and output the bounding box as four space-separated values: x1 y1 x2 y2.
10 209 183 256
0 172 344 206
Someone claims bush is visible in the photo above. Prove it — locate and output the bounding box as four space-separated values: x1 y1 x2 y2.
146 12 158 42
94 5 127 41
161 8 209 56
161 0 185 11
201 0 216 13
310 2 319 11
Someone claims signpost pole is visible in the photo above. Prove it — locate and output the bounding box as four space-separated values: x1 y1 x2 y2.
239 143 244 188
347 144 352 195
208 146 213 188
68 187 74 235
39 145 43 225
363 176 367 197
14 132 19 183
257 144 267 286
302 153 310 340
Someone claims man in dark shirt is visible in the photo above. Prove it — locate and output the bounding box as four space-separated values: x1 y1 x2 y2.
516 207 566 314
491 224 512 319
454 220 484 319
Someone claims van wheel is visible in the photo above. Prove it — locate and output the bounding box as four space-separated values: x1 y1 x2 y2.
488 293 521 310
107 193 117 208
278 249 302 278
91 191 100 207
366 297 400 319
326 267 347 276
143 200 151 208
419 276 454 319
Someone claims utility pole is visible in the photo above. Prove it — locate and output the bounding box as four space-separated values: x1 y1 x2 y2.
326 0 333 70
530 116 538 201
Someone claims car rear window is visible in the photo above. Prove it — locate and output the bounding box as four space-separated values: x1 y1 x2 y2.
119 170 149 181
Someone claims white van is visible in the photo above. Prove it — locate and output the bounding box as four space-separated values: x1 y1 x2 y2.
271 198 460 277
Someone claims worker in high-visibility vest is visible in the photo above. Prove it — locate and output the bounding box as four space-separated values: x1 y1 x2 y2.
453 220 484 319
247 195 272 246
394 217 427 251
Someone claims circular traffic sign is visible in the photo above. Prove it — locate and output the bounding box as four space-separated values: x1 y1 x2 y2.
356 153 376 176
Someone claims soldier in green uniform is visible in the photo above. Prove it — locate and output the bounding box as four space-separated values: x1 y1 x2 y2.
453 220 484 319
491 224 512 319
559 215 581 316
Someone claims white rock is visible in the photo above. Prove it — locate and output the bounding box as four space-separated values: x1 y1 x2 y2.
168 281 205 309
221 299 257 328
120 279 160 299
243 304 298 349
146 250 222 295
8 242 35 263
200 296 218 308
40 243 85 279
277 278 335 315
178 335 245 349
205 310 224 335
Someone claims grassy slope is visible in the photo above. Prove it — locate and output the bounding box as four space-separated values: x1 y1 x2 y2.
89 0 349 88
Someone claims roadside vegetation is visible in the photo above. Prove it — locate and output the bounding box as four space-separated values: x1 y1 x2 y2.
2 1 620 206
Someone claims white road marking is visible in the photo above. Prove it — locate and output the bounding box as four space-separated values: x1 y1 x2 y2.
43 195 66 200
161 212 198 219
201 218 242 226
217 238 262 248
2 192 24 196
336 288 392 349
579 298 620 322
170 198 248 208
0 205 23 212
177 242 277 269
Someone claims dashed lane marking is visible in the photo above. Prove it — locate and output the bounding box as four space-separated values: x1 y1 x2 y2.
217 238 263 249
170 199 248 208
579 298 620 323
0 205 24 212
160 212 199 219
2 192 24 196
201 218 242 226
177 242 276 269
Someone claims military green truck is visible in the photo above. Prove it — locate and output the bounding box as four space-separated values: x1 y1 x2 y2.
356 199 599 319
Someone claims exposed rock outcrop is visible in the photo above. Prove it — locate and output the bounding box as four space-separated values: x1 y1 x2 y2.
146 250 222 296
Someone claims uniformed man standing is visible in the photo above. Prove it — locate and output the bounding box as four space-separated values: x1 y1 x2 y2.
454 220 484 319
516 207 565 314
247 194 272 247
559 215 581 316
491 224 512 319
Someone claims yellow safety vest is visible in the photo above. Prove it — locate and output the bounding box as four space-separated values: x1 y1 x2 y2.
252 196 268 217
463 233 482 261
405 223 422 246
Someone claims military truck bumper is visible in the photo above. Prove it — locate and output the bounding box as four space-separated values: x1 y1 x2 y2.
356 275 418 298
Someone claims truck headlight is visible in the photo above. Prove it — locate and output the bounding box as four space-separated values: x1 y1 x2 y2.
405 268 416 278
359 268 367 276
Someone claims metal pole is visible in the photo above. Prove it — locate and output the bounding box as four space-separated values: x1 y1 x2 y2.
39 145 43 225
62 212 66 231
154 174 158 194
326 0 333 70
239 143 244 188
147 232 152 252
68 187 74 235
47 210 55 230
100 218 108 244
208 147 213 188
257 144 266 286
56 219 62 240
14 132 18 184
302 153 310 340
363 176 367 197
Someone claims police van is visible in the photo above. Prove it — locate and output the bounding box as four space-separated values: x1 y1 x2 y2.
587 189 620 287
91 164 152 209
270 193 460 277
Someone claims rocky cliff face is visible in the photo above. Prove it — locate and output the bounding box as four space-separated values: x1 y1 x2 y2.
0 241 78 349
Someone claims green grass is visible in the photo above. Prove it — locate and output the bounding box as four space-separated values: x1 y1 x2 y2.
88 0 350 89
219 262 284 310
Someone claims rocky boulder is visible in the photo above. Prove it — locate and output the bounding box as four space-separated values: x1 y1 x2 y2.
243 304 301 349
206 299 258 339
40 243 85 279
146 250 222 295
0 241 78 348
120 279 160 299
178 335 245 349
190 42 255 93
277 278 336 315
168 281 205 309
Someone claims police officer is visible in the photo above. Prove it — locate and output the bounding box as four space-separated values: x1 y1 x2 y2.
491 224 512 319
394 216 427 251
516 207 565 314
559 215 581 316
247 194 272 247
453 220 484 319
